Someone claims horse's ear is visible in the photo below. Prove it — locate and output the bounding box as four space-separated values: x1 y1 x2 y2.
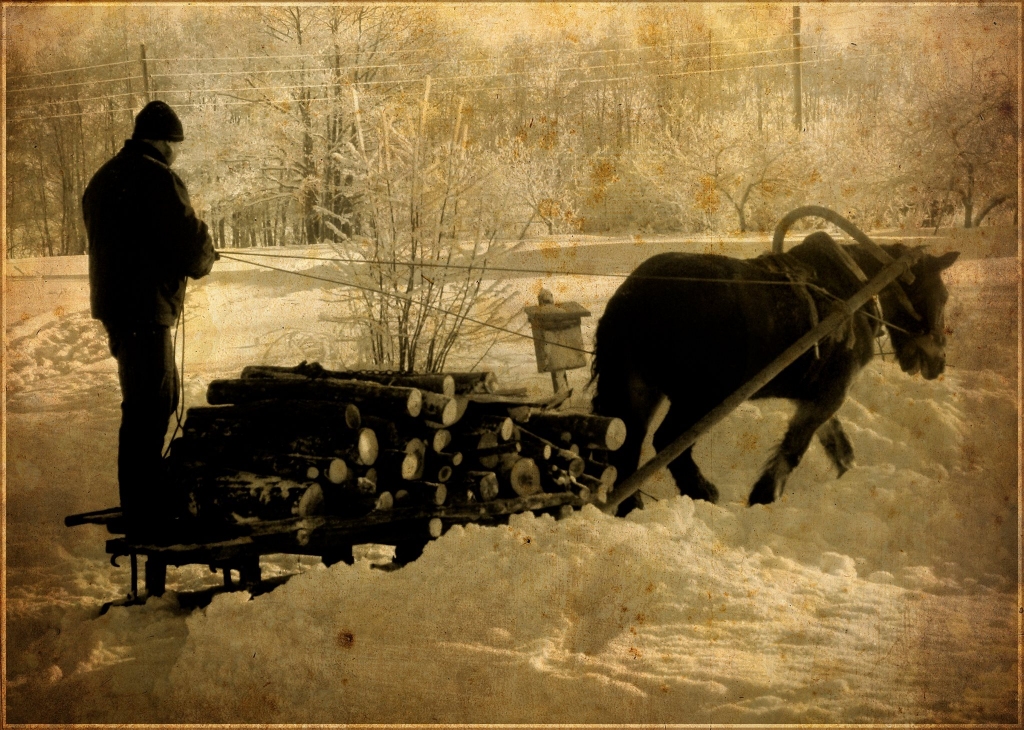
930 251 960 271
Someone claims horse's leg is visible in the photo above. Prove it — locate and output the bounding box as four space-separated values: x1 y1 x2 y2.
651 403 720 503
748 399 840 505
816 416 854 477
596 369 662 516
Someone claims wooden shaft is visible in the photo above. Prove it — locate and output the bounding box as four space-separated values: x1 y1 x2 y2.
603 250 923 514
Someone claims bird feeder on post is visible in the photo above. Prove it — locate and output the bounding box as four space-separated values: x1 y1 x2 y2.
524 289 591 394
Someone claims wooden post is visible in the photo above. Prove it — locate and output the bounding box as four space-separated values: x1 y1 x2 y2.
140 43 152 103
603 250 925 514
791 6 802 131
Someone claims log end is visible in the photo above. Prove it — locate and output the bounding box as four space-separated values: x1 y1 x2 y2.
401 452 422 481
432 429 452 453
428 517 443 538
510 458 543 497
441 375 456 398
297 483 325 517
479 472 500 501
327 458 349 484
344 403 362 430
605 418 627 452
433 484 447 506
358 428 379 466
406 389 423 418
441 397 459 427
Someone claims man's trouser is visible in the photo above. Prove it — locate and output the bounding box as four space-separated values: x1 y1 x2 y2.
106 325 179 522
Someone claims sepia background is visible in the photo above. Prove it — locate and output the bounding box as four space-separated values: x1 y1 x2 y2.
4 2 1020 723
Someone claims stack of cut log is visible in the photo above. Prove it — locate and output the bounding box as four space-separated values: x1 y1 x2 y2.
168 361 624 527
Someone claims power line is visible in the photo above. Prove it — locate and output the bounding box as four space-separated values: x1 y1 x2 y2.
9 41 854 114
8 75 143 94
7 50 899 122
143 30 800 66
7 59 135 82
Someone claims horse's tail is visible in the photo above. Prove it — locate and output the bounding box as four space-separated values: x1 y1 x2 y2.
589 299 629 416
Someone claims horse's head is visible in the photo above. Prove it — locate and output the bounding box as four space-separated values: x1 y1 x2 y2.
882 248 960 380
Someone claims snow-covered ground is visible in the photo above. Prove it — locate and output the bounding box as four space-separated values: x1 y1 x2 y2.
4 240 1018 723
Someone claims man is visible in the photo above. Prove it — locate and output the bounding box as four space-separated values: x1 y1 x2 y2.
82 100 217 531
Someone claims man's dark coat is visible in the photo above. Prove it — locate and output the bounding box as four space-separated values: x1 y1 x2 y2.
83 139 215 327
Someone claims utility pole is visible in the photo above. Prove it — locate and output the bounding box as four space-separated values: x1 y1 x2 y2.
140 43 152 102
792 5 803 131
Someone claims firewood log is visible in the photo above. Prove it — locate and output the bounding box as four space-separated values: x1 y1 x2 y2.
289 428 379 467
377 444 423 481
420 392 460 426
466 416 514 441
207 377 423 420
180 414 377 467
500 457 543 497
469 431 522 469
187 472 324 521
171 440 350 486
462 471 500 501
241 363 456 397
447 371 498 394
517 427 581 474
395 481 448 507
430 429 452 453
186 400 361 432
514 412 627 451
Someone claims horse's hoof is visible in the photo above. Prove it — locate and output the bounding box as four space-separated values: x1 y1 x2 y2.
747 480 777 506
680 478 719 504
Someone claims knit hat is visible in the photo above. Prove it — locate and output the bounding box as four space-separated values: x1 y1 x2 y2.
132 100 184 142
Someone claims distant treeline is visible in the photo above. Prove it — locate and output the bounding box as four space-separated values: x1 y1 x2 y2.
6 4 1018 259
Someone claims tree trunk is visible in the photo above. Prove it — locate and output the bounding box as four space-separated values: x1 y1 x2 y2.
973 195 1009 228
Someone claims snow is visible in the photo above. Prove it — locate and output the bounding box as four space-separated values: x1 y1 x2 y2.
4 244 1018 723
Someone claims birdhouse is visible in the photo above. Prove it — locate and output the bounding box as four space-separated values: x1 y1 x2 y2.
524 289 591 375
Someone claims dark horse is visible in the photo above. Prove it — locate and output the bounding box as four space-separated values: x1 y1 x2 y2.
592 211 959 509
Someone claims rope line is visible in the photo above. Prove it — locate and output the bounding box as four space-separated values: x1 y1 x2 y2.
216 252 566 353
214 246 919 336
217 245 915 352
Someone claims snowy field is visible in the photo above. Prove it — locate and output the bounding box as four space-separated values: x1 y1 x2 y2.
4 236 1019 723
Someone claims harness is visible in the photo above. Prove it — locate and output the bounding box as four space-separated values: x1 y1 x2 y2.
756 241 891 360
